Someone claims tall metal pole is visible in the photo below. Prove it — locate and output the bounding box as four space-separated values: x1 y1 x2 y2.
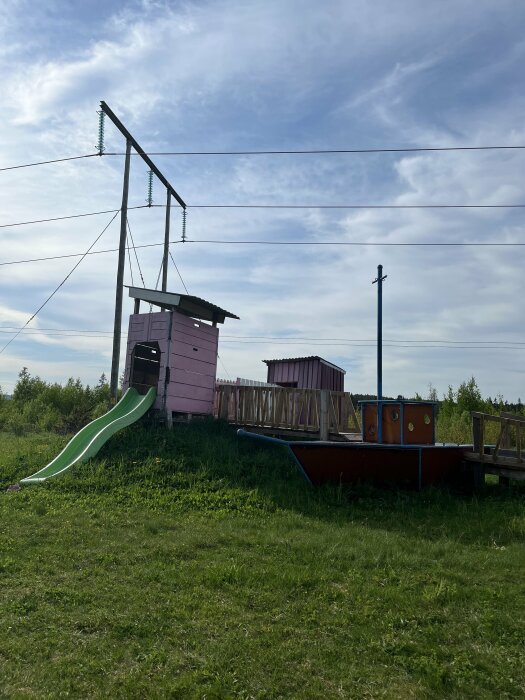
373 264 387 442
162 190 171 293
110 138 132 403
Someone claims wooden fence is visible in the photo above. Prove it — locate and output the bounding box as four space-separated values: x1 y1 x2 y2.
467 411 524 470
214 384 360 436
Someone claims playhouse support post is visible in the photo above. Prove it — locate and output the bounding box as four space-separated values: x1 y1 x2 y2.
110 138 132 403
320 389 329 441
163 310 173 428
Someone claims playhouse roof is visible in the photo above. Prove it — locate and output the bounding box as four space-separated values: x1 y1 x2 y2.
126 286 239 324
263 356 346 374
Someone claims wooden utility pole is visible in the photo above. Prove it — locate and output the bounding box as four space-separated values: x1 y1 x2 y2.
162 190 171 293
99 101 186 403
160 190 171 312
110 138 131 402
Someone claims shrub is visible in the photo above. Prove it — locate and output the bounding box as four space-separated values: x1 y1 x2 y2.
6 368 111 434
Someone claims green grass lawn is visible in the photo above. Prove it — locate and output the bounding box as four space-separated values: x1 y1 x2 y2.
1 421 524 699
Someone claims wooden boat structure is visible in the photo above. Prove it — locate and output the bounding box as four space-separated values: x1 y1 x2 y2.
228 266 523 490
237 398 525 490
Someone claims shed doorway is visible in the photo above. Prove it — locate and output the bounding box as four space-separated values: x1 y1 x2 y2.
130 342 161 394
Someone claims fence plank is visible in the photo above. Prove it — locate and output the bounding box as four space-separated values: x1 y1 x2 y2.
215 385 360 436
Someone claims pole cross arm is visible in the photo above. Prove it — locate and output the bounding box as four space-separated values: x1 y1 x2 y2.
100 101 186 209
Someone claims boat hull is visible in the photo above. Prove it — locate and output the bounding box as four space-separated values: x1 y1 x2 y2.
237 430 469 489
289 442 467 488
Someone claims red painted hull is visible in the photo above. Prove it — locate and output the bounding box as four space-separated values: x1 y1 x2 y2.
289 442 467 488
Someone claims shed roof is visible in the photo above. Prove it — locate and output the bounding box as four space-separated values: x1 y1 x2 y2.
263 356 346 374
126 286 239 324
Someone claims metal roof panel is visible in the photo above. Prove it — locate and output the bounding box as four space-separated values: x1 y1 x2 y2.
126 286 239 323
263 355 346 374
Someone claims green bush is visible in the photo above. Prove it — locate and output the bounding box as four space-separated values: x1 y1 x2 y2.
434 376 523 443
4 368 111 434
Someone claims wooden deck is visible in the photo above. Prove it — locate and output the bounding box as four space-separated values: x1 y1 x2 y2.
464 411 524 483
214 384 360 439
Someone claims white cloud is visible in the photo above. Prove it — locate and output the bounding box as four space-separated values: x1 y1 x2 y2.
1 0 525 400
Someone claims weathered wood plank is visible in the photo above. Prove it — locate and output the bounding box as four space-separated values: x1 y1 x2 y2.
464 451 525 469
215 385 360 436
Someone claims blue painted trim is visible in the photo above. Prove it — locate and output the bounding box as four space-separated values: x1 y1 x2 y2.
357 400 438 406
287 447 313 485
237 428 288 445
377 264 383 416
236 429 312 485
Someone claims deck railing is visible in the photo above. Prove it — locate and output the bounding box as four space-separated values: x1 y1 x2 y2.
470 411 524 468
214 384 360 436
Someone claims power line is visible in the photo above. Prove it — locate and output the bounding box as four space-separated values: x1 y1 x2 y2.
187 203 525 209
220 340 525 350
0 211 119 355
184 239 525 247
0 326 114 333
1 327 524 346
2 201 524 231
2 236 525 269
0 332 117 339
154 258 163 291
220 335 525 345
126 218 146 287
161 253 233 377
2 202 524 231
217 354 232 378
2 144 525 173
103 145 525 156
126 237 135 287
0 240 182 267
169 251 189 295
2 332 522 350
0 205 150 229
0 153 99 172
2 323 522 351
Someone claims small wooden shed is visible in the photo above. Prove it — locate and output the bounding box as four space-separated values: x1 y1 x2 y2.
122 286 238 416
263 356 345 391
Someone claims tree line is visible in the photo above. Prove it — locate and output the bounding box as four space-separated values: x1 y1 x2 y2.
354 377 523 443
0 367 112 434
1 369 523 442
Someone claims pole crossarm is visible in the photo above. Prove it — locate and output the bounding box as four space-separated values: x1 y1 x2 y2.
100 101 186 209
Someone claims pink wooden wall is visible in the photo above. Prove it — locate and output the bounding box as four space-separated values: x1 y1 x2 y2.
266 357 344 391
123 310 219 414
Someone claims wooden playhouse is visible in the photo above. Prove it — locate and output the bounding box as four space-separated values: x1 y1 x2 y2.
122 286 238 418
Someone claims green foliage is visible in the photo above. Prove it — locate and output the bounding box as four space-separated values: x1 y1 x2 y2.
2 367 110 434
433 376 524 444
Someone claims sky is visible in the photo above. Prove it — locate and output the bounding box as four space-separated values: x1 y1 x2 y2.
1 0 524 401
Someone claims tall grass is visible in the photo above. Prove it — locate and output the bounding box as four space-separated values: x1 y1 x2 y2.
1 421 524 698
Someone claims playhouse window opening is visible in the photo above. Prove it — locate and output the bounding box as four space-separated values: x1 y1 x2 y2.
130 341 161 395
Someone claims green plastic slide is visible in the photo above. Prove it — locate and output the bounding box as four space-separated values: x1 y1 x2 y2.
21 387 157 484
